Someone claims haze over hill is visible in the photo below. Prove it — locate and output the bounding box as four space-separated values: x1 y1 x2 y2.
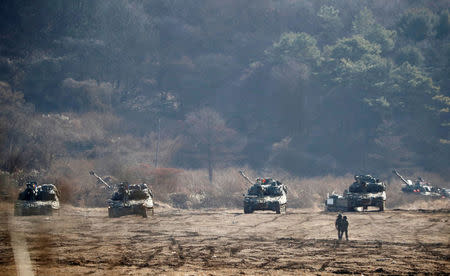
0 1 449 206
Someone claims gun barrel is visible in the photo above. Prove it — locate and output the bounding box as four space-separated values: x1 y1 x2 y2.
239 170 254 185
392 169 410 185
89 171 111 188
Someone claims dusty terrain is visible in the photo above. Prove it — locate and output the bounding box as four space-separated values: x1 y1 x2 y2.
1 203 449 275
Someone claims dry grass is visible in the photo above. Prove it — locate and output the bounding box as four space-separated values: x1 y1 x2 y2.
146 168 355 209
4 162 450 210
0 171 20 202
45 158 109 207
285 174 354 208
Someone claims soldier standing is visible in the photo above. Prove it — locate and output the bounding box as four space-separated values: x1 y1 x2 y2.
21 182 37 201
335 213 343 240
113 183 127 200
341 216 349 241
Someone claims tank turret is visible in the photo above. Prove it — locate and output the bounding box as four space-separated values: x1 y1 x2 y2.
15 181 60 216
90 170 154 218
240 170 288 214
349 175 385 193
107 182 154 218
325 174 386 212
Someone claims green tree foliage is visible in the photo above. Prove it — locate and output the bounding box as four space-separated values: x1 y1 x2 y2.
265 32 321 67
432 94 450 146
397 8 438 41
388 62 439 107
352 7 396 53
327 35 381 61
0 1 448 176
385 62 445 168
365 25 396 53
316 5 344 43
351 7 376 36
324 35 389 90
395 46 425 66
436 10 450 39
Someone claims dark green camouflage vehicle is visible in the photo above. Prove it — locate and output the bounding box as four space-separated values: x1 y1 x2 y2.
108 182 154 218
240 171 287 214
14 181 60 216
89 171 154 218
325 175 386 212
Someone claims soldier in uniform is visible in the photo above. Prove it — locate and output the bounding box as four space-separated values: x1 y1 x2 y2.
19 181 37 201
341 216 349 241
112 183 127 200
335 213 343 240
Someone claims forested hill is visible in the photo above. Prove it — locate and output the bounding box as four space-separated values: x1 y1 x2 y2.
0 0 449 178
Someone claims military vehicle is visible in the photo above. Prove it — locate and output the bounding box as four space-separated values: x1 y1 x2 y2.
392 169 448 198
239 170 287 214
108 182 154 218
89 171 154 218
14 181 60 216
325 175 386 212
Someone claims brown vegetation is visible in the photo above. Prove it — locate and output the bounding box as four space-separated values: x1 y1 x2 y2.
3 160 450 210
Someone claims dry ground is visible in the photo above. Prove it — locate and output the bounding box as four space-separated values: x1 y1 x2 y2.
0 203 449 275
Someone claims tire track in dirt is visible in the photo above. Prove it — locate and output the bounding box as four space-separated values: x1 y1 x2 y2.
225 213 286 236
2 206 449 274
411 220 446 264
413 221 438 243
284 213 318 239
285 213 314 228
252 214 283 228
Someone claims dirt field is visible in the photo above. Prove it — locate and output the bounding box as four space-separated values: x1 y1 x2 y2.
1 203 449 275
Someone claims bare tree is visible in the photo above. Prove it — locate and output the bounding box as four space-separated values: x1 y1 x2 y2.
184 108 245 184
0 82 34 171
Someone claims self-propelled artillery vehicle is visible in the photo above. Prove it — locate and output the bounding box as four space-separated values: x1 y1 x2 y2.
325 175 386 212
240 170 287 214
89 171 154 218
108 182 154 218
392 169 449 198
14 181 60 216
